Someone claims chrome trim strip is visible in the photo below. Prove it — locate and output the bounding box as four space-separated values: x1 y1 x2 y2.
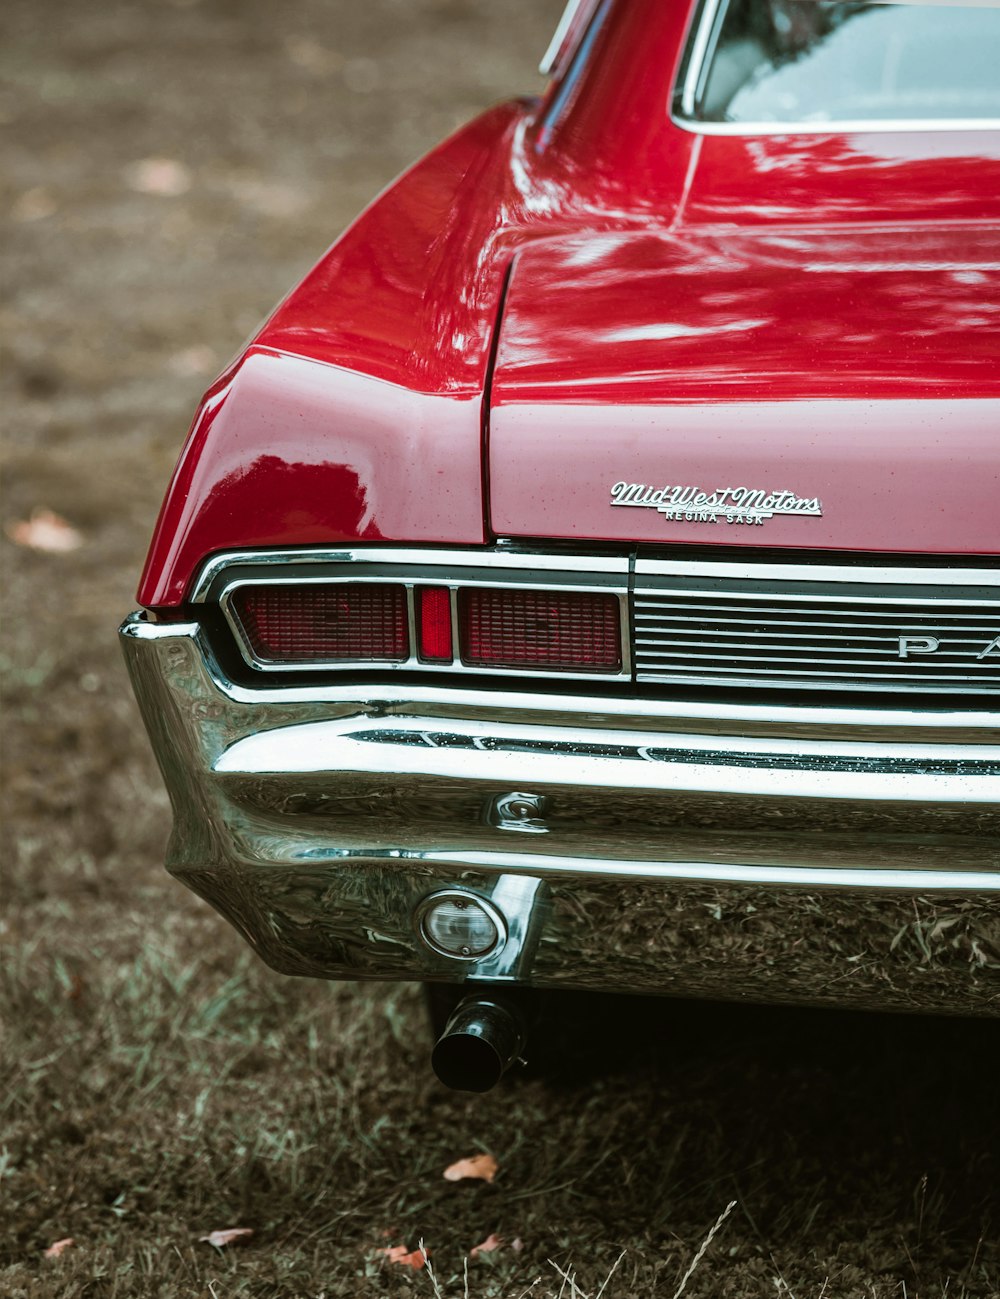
449 584 461 663
638 589 1000 608
220 575 629 681
539 0 595 76
680 0 725 118
122 614 1000 734
198 683 1000 733
197 548 1000 593
192 547 629 601
206 677 1000 732
634 613 1000 629
672 116 1000 137
388 849 1000 894
635 672 998 694
634 558 1000 586
405 581 419 665
216 715 1000 804
217 712 1000 769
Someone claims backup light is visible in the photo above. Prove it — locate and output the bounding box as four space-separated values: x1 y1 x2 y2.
418 891 504 960
230 583 409 664
459 587 621 672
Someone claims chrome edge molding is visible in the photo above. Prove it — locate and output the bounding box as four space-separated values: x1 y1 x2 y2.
120 612 1000 1013
672 117 1000 136
131 607 1000 736
198 546 632 681
191 546 630 601
220 573 631 683
195 546 1000 599
634 557 1000 587
679 0 724 118
377 849 1000 895
539 0 598 77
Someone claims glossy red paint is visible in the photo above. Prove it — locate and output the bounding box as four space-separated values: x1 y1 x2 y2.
684 130 1000 228
490 396 1000 553
140 350 487 606
488 229 1000 551
492 229 1000 405
138 0 1000 606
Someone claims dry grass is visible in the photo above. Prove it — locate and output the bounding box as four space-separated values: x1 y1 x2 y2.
2 0 999 1294
2 915 999 1298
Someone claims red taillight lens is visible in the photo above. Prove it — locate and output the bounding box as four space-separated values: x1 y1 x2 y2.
459 588 621 672
417 586 454 663
230 584 408 664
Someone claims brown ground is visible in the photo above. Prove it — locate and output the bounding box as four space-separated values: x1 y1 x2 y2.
2 1 999 1295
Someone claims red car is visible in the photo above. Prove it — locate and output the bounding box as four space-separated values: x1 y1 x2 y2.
122 0 1000 1089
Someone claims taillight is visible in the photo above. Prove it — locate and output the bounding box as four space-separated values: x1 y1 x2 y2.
416 586 454 663
459 588 621 672
230 583 408 664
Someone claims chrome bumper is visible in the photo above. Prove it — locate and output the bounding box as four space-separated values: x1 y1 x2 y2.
120 612 1000 1015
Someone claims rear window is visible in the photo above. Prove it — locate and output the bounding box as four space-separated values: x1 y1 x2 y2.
676 0 1000 128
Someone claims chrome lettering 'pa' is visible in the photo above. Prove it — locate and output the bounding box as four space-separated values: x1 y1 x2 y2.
897 634 1000 660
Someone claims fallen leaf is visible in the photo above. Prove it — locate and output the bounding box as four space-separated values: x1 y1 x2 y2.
443 1153 498 1183
377 1244 427 1270
199 1227 254 1249
6 509 83 553
511 1237 524 1253
470 1233 503 1259
44 1238 74 1259
126 157 191 197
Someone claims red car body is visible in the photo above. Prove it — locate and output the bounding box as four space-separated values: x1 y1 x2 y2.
122 0 1000 1075
137 0 1000 607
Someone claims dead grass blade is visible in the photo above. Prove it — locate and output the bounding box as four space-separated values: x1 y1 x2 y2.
420 1238 444 1299
596 1250 627 1299
671 1200 737 1299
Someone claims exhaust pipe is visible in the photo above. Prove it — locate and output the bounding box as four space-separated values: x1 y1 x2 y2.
431 995 528 1093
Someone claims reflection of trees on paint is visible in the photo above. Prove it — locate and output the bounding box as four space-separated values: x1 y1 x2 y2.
204 454 380 546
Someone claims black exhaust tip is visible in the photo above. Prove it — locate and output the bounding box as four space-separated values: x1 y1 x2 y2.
431 995 527 1093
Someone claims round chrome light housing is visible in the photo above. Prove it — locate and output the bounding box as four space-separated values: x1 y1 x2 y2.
416 889 506 961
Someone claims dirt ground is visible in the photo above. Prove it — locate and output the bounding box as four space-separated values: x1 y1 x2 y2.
2 0 999 1296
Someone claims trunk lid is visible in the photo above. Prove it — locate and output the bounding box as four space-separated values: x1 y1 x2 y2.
487 230 1000 554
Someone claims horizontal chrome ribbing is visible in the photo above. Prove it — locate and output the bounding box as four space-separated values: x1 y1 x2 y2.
634 575 999 695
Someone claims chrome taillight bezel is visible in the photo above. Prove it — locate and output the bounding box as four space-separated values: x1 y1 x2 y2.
196 547 632 682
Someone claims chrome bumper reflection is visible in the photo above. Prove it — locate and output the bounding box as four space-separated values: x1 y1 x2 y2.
120 612 1000 1015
